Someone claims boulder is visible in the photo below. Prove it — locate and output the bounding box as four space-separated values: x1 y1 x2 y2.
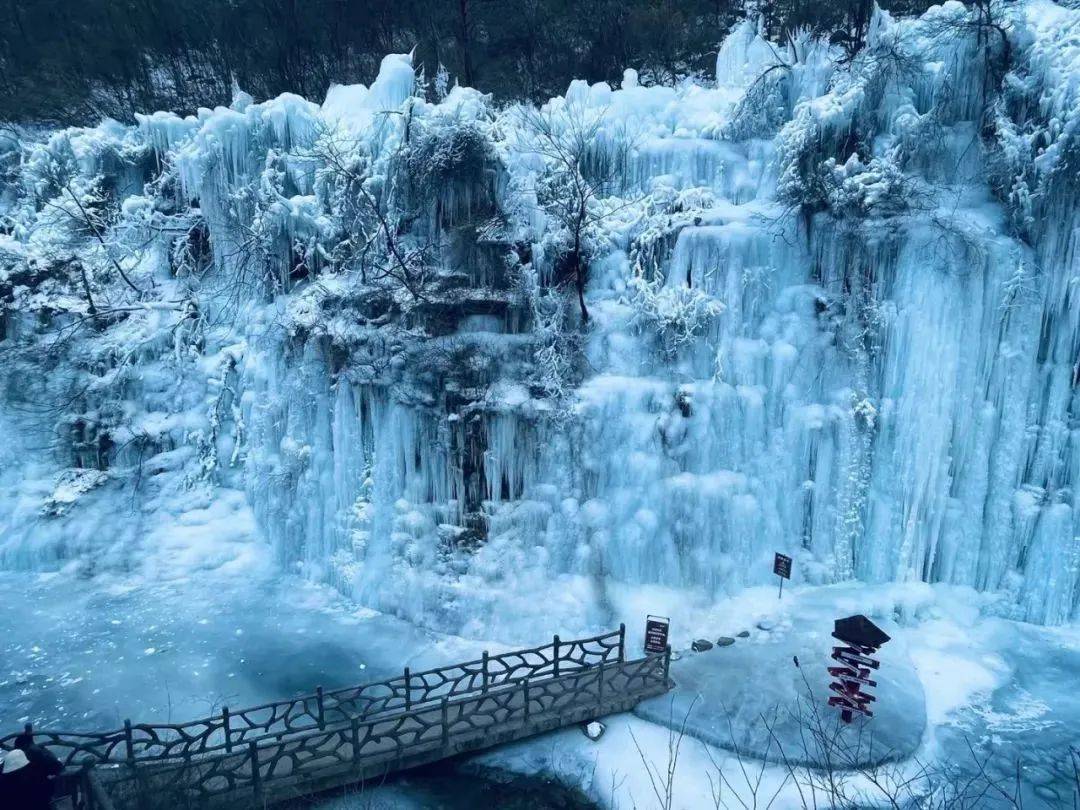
736 630 750 638
691 639 714 652
716 636 736 647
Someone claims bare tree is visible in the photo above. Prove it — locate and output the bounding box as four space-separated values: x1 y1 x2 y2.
517 104 633 324
308 125 437 304
629 696 698 810
38 172 148 296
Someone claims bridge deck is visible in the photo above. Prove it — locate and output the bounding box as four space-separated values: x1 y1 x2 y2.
4 628 671 810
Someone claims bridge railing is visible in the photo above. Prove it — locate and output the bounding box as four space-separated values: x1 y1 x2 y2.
93 648 669 809
1 625 627 767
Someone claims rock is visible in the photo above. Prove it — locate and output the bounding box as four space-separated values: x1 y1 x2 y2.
736 630 750 638
582 721 605 741
692 639 714 652
716 637 735 647
756 619 776 631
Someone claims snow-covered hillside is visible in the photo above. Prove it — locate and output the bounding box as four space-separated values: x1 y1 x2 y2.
0 0 1077 640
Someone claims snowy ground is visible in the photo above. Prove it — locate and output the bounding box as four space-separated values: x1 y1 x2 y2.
3 525 1077 809
0 485 1075 809
467 583 1080 809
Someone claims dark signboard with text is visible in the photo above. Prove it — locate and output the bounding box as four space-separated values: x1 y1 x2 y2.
644 615 670 654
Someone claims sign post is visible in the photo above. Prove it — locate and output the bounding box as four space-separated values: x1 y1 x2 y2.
644 615 670 655
827 615 890 723
773 552 792 599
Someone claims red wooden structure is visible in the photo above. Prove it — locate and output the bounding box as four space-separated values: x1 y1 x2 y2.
826 615 890 723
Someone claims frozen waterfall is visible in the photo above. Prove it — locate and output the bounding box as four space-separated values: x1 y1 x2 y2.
0 0 1076 638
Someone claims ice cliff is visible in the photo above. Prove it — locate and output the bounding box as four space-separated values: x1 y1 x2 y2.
0 1 1077 637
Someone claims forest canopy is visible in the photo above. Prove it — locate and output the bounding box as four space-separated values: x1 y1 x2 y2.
1 0 937 125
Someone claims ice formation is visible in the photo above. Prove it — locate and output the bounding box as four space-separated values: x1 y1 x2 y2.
0 0 1077 639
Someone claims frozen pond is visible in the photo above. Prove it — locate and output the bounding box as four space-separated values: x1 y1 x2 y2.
0 566 598 809
2 570 1078 809
0 570 439 732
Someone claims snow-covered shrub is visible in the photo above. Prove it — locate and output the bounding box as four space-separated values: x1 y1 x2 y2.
40 468 109 517
626 275 725 355
723 65 790 142
516 261 579 403
773 9 936 217
984 101 1038 238
819 153 922 218
186 349 245 485
981 1 1080 243
403 122 498 229
629 184 718 281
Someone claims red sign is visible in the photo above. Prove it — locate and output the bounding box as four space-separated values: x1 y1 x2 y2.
827 615 889 723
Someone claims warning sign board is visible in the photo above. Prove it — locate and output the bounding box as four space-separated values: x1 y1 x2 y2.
644 615 670 654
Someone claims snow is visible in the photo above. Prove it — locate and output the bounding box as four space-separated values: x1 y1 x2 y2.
466 583 1080 808
635 597 927 767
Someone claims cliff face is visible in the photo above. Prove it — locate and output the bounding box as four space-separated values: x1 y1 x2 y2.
0 3 1077 637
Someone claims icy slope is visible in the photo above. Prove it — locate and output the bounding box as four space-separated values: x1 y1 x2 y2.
0 1 1076 636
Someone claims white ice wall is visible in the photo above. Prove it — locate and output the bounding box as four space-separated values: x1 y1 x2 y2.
1 1 1077 634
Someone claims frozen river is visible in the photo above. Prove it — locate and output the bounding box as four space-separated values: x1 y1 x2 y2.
3 568 1077 809
0 491 1075 809
0 571 437 731
0 564 594 809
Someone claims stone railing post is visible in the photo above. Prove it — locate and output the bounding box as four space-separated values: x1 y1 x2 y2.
441 698 450 749
553 635 560 678
123 720 134 762
597 662 605 708
316 686 325 729
249 741 262 803
124 720 145 810
523 680 530 721
618 623 626 662
663 645 671 684
404 668 412 711
482 651 490 693
77 764 92 810
222 706 232 753
351 717 361 765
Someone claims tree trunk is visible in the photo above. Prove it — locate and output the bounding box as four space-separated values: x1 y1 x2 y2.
576 264 589 323
572 227 589 324
458 0 473 87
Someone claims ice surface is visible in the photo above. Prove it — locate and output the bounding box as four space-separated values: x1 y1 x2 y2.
0 488 448 731
635 615 926 767
471 583 1080 808
0 571 435 730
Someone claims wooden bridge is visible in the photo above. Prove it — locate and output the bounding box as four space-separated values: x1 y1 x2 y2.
1 627 671 809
